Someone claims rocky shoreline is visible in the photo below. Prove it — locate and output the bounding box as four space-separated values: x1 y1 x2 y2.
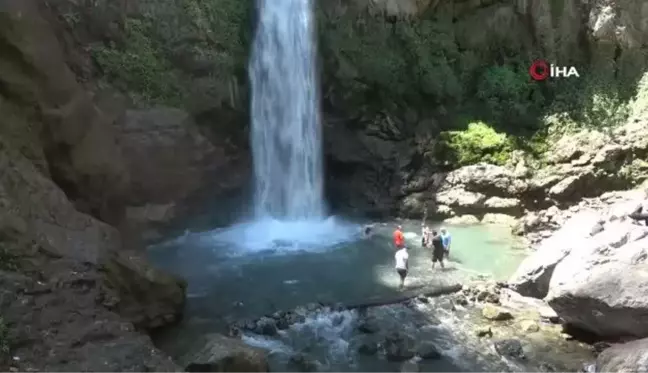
375 117 645 228
506 182 648 372
180 257 646 373
176 280 596 372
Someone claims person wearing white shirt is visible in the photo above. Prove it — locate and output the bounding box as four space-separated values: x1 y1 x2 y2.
394 246 409 290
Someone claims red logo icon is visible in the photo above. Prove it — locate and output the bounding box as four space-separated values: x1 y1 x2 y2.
529 60 550 81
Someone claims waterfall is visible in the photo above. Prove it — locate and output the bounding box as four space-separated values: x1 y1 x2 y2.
249 0 324 220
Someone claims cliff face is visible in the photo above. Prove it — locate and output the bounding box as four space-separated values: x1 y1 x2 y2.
0 0 194 370
319 0 648 216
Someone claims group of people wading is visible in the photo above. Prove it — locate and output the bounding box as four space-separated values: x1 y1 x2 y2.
392 224 452 290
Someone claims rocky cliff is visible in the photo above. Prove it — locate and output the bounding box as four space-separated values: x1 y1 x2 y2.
0 0 221 370
319 0 648 216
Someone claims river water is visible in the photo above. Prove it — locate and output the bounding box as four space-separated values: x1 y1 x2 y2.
148 218 534 369
149 220 526 322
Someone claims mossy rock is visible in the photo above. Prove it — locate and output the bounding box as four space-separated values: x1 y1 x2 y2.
482 305 514 321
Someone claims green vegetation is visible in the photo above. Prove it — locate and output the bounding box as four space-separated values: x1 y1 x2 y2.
318 4 648 167
91 0 251 107
439 122 513 166
93 18 184 105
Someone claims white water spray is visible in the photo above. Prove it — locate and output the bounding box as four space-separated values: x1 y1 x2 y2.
249 0 324 220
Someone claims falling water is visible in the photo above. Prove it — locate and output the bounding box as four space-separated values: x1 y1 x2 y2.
249 0 324 220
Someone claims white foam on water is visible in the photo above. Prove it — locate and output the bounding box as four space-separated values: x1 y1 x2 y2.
242 333 293 353
192 216 361 254
243 310 358 370
403 231 419 240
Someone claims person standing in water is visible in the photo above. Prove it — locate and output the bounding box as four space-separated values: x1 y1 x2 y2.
440 227 452 258
430 230 445 269
393 225 405 250
362 224 374 238
394 245 409 290
421 225 430 248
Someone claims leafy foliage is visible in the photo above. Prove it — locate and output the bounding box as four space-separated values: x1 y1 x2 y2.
93 18 184 105
439 121 513 166
91 0 251 107
475 64 545 129
320 5 648 165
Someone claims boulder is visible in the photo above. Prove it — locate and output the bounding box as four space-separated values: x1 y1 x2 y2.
287 354 318 372
493 339 525 360
547 171 599 202
498 289 559 323
254 317 278 336
475 326 493 338
545 222 648 338
483 196 521 210
416 342 441 359
482 213 518 226
442 164 528 196
101 251 186 330
444 215 480 225
546 131 608 165
508 210 604 298
596 337 648 373
435 189 487 209
384 332 416 362
518 320 540 333
482 305 513 321
357 338 379 355
182 334 269 372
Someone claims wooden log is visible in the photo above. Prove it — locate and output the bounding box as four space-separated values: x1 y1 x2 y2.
346 283 462 310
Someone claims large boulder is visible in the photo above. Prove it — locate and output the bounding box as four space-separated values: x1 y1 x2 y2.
402 163 528 218
596 337 648 372
508 210 604 298
441 164 528 197
510 185 648 339
101 251 186 330
545 222 648 338
181 334 270 372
